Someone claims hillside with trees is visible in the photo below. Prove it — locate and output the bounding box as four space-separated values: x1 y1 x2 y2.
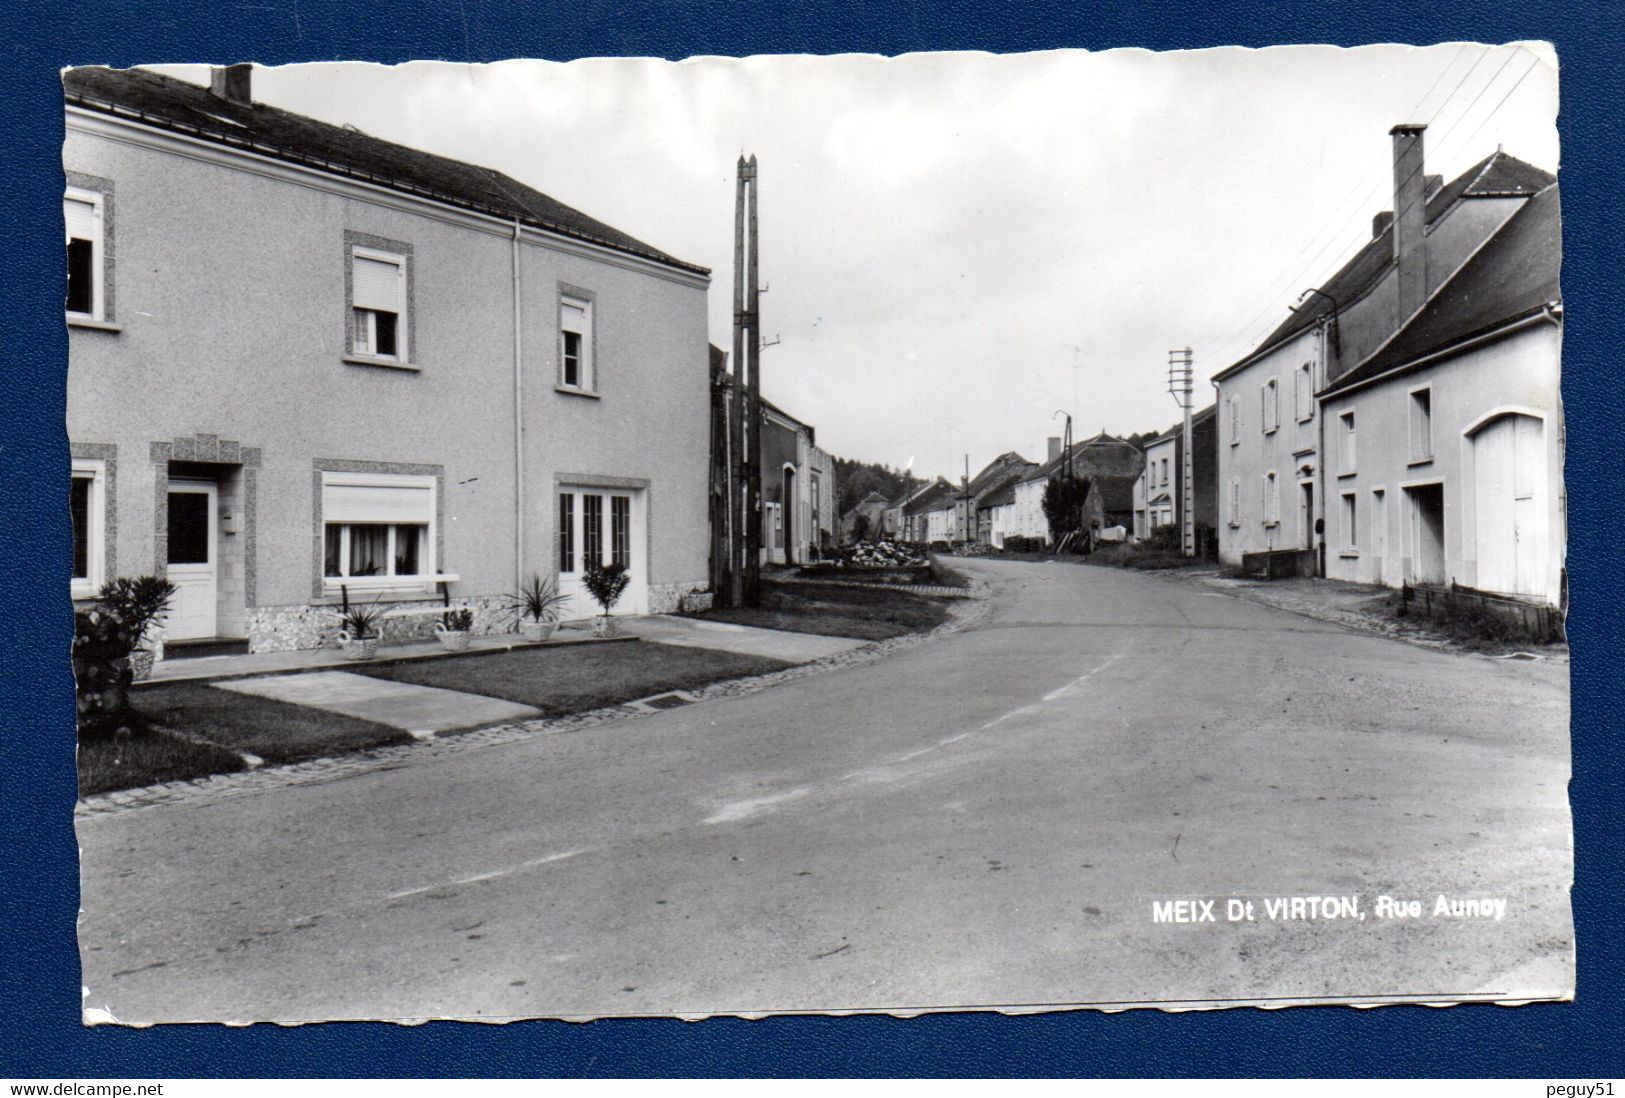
833 456 923 517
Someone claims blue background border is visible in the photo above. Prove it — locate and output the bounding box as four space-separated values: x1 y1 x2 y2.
3 0 1619 1078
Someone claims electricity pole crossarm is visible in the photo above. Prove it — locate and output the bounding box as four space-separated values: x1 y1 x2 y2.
1168 348 1195 558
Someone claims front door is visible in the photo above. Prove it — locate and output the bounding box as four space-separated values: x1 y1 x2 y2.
165 481 218 640
1471 413 1544 596
557 486 647 618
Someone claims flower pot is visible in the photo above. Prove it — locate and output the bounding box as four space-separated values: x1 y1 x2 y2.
434 624 471 652
593 614 621 639
520 619 556 643
128 649 155 682
338 631 379 660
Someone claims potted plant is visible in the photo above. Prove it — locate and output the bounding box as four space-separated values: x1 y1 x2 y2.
95 576 177 681
583 561 631 638
507 574 571 642
434 607 475 652
335 598 387 660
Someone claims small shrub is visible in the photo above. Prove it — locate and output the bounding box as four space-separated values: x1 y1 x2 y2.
583 561 631 615
508 574 572 624
441 607 474 632
74 609 135 737
338 598 388 639
1002 535 1046 554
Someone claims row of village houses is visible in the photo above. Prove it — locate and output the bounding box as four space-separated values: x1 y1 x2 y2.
64 65 1562 662
841 122 1563 610
65 64 835 658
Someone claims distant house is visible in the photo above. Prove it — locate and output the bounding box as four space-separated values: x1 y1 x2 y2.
880 481 935 539
982 479 1021 548
759 398 836 565
1317 183 1562 605
1132 404 1217 543
1006 432 1144 545
901 479 956 543
1211 124 1553 570
955 452 1036 546
840 490 890 543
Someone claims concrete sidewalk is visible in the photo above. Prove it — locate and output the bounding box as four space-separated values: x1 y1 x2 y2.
142 626 631 686
216 671 541 738
619 614 869 663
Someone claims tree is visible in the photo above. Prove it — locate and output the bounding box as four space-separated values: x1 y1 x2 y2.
1041 473 1090 546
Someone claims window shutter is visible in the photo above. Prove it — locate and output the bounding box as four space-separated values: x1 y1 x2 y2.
324 480 432 524
65 196 97 241
561 299 587 335
353 255 402 312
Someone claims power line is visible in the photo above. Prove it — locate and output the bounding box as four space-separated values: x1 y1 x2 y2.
1205 45 1538 373
1196 46 1478 367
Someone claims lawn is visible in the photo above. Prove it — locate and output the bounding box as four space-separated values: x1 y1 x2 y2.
78 683 411 797
686 579 955 640
356 640 793 715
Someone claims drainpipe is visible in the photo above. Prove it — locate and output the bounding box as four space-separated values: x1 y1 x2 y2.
511 219 525 591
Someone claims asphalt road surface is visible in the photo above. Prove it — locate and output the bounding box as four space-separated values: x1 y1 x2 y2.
78 558 1572 1022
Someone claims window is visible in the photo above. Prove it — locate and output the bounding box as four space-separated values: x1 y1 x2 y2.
1263 471 1280 526
559 294 594 391
65 189 104 320
1228 477 1240 527
1262 377 1279 433
1341 492 1358 551
1409 387 1433 462
583 493 603 565
320 472 435 589
70 459 106 598
1338 410 1357 474
558 493 576 573
1229 396 1240 446
351 248 407 361
611 495 631 568
1296 361 1314 421
1160 458 1169 486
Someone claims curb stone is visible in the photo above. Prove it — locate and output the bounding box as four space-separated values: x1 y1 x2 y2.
76 578 994 819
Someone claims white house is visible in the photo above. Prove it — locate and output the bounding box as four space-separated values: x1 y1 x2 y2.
1211 124 1554 569
66 65 712 654
1317 184 1562 604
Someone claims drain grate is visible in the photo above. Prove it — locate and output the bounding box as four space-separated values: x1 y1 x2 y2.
640 692 695 711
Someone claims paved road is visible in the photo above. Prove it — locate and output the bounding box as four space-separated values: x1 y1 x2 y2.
78 559 1572 1022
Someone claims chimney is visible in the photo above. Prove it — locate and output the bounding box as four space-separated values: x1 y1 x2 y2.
1372 210 1393 238
1047 437 1062 462
209 63 253 107
1390 123 1428 320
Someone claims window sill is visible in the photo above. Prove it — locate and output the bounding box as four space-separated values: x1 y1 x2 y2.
555 385 601 399
1263 521 1279 529
1263 427 1278 436
67 316 122 333
1339 550 1360 559
343 354 420 372
1337 470 1358 479
1407 455 1434 467
1297 415 1314 425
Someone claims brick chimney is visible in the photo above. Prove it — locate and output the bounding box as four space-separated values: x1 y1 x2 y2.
1390 123 1428 320
1047 437 1062 462
209 63 253 107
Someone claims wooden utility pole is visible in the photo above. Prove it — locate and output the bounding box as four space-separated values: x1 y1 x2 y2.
730 155 765 607
1167 347 1195 557
727 158 747 609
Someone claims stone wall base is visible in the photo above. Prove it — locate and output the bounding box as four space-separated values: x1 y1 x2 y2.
244 594 515 653
648 581 709 615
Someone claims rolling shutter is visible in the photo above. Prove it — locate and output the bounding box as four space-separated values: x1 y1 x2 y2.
353 254 402 312
323 479 432 524
65 196 98 241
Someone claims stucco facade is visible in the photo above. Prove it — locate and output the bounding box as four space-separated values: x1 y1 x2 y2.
1320 319 1563 603
66 75 711 653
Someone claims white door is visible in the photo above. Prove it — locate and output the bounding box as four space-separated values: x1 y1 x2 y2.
557 486 648 618
1371 490 1387 586
1472 414 1544 596
165 482 218 640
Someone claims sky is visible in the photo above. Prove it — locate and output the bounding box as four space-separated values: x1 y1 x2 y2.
157 45 1559 482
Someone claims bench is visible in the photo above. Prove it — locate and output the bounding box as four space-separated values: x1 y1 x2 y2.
331 574 464 637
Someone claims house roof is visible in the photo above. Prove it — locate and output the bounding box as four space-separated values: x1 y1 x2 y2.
1023 432 1139 483
981 480 1020 509
1090 474 1139 514
1323 183 1560 395
1213 150 1554 382
64 66 707 276
961 452 1034 499
904 480 957 516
